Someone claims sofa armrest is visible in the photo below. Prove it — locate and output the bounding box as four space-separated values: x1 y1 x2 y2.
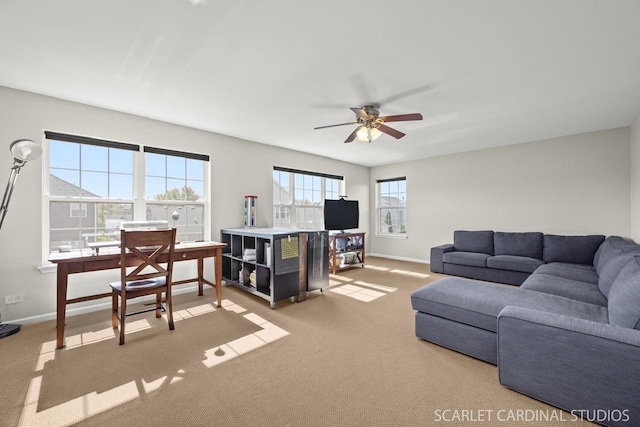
430 244 454 273
498 306 640 426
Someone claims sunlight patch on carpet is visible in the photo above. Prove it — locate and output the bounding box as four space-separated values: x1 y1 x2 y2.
328 283 396 302
170 302 218 321
202 309 289 368
353 280 397 293
329 274 353 282
390 269 430 279
364 264 390 271
21 299 289 427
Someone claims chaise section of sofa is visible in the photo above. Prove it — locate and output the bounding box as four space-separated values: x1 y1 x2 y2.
410 277 608 364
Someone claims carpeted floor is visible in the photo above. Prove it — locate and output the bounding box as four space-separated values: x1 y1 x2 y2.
0 257 594 427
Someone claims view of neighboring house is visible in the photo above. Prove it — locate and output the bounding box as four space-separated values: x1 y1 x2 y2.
49 174 101 251
49 174 204 250
49 174 133 251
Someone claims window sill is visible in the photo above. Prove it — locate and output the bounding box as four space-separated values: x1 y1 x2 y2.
37 264 57 274
374 234 408 240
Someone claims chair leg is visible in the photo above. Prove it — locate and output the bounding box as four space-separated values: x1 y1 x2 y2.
166 288 175 331
119 297 127 345
155 293 162 318
112 292 119 329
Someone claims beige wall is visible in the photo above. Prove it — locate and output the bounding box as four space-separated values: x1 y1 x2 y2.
369 128 631 262
0 86 369 323
631 112 640 241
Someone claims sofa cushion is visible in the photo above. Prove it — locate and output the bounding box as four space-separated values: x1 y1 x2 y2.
453 230 494 255
443 251 490 268
494 232 543 260
533 263 598 285
543 234 605 265
608 257 640 330
487 255 543 274
594 236 636 274
410 278 608 333
598 252 639 298
521 273 608 307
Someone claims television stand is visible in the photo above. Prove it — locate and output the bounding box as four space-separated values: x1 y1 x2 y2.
328 232 365 274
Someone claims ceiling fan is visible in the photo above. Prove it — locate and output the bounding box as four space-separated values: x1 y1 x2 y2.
314 105 423 143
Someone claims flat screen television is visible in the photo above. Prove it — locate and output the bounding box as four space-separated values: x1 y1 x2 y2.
324 199 359 231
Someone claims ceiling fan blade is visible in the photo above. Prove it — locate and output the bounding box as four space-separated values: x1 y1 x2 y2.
350 107 369 119
377 124 406 139
344 127 359 143
314 122 359 130
380 113 423 122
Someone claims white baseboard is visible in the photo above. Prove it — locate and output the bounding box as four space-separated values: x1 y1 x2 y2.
367 253 430 265
11 285 200 325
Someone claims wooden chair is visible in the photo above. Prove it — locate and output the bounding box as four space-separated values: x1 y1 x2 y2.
110 228 177 345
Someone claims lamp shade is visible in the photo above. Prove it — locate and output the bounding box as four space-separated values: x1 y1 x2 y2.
356 126 383 142
356 126 369 141
10 139 42 162
369 127 382 140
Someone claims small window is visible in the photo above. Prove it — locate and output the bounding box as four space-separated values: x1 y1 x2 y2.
377 177 407 235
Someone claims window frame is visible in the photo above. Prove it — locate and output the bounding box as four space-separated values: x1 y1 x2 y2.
272 166 344 230
375 176 408 238
41 132 211 266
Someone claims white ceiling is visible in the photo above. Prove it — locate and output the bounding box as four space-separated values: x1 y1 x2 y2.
1 0 639 167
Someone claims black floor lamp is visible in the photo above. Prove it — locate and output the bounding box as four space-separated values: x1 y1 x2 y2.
0 139 42 339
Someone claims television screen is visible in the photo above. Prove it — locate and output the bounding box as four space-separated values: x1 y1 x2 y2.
324 199 359 231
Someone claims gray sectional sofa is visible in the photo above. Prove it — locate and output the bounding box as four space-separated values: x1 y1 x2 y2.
430 230 605 285
413 233 640 427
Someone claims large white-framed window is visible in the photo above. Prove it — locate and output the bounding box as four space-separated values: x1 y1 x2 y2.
43 131 209 262
273 166 343 230
376 176 407 236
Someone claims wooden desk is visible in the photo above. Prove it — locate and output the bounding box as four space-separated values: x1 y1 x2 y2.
48 241 226 349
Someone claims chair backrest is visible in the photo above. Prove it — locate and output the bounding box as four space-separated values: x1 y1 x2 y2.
119 228 177 288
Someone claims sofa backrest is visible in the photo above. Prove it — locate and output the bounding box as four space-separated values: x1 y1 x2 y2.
453 230 494 255
543 234 605 265
598 252 638 298
594 236 637 274
494 232 543 260
608 256 640 330
593 236 640 297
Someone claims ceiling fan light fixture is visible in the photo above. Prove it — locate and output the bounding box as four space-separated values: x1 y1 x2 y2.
369 127 382 140
356 126 369 141
356 126 382 142
314 106 422 143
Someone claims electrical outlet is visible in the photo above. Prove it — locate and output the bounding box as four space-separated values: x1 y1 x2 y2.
4 294 24 304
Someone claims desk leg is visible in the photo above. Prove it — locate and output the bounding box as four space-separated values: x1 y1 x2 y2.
56 265 69 349
197 258 204 296
215 248 222 307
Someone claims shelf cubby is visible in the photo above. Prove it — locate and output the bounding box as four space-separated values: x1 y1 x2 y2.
221 233 232 254
256 265 270 296
231 234 242 257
